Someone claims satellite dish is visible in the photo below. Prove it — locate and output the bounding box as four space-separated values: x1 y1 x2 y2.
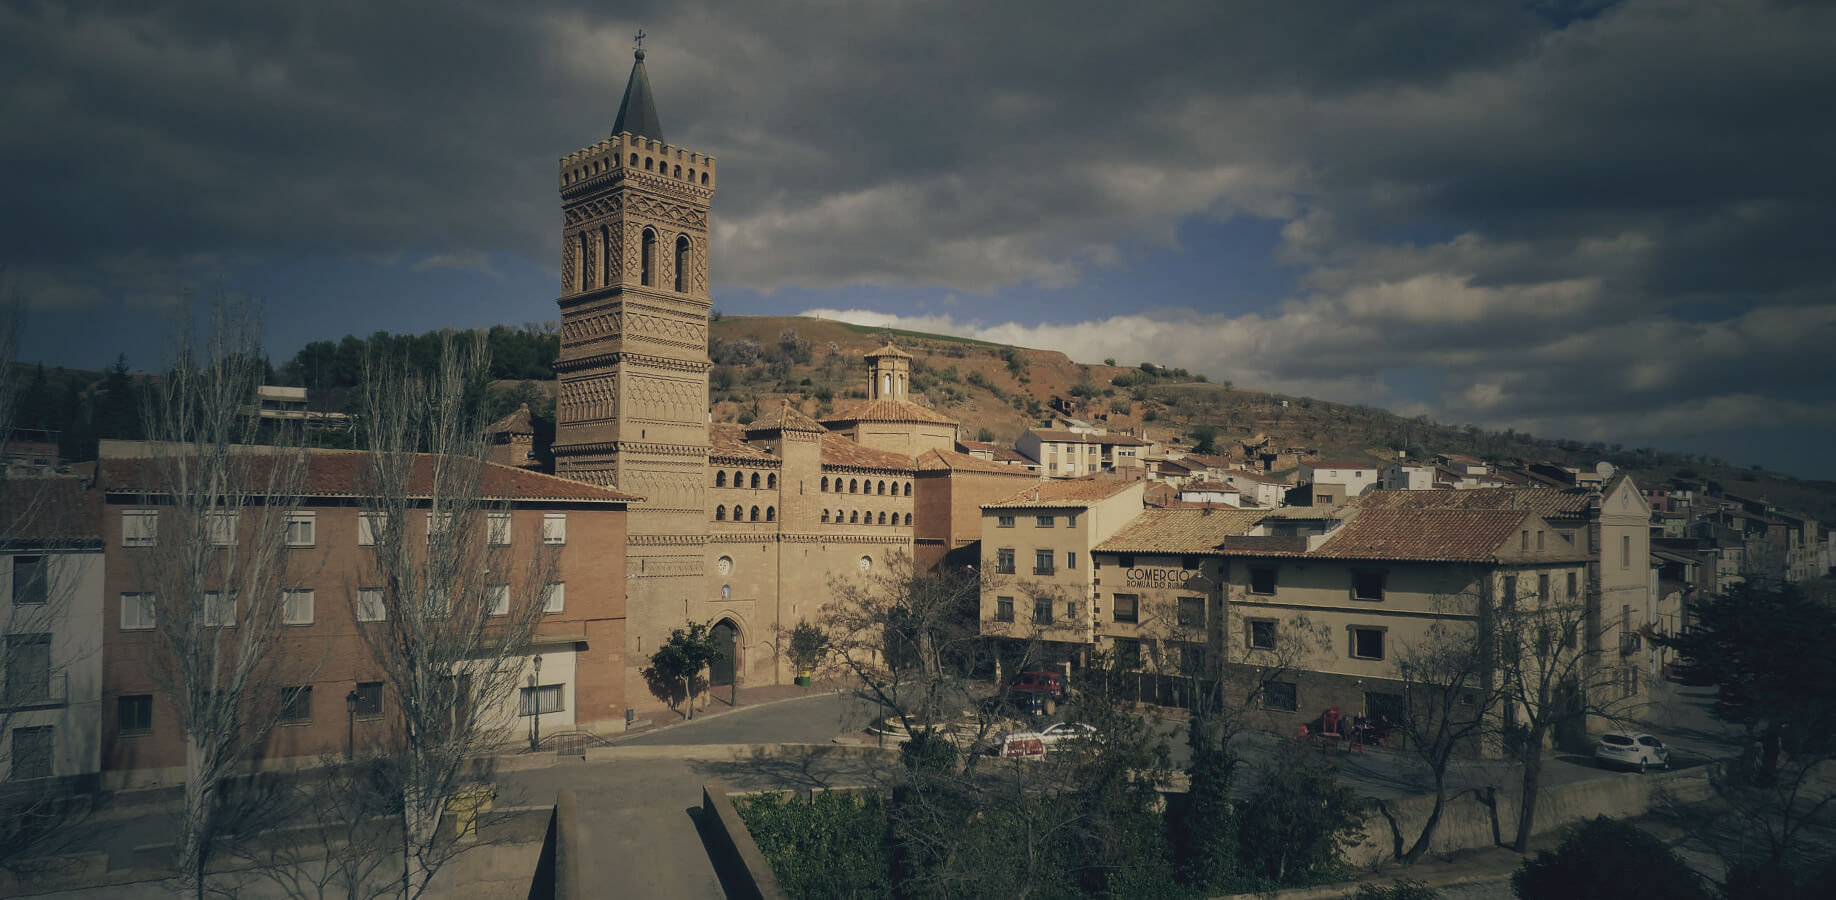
1595 461 1616 479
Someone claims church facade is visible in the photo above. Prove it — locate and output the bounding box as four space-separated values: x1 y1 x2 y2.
547 50 1037 713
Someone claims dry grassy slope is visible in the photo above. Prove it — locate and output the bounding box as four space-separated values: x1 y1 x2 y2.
707 315 1836 522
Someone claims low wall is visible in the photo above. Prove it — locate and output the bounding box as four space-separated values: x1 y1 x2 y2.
585 741 900 763
1352 766 1713 865
701 784 788 900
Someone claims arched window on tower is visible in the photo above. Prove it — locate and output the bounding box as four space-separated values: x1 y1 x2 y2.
673 164 682 178
675 235 690 292
904 513 913 526
878 480 887 495
750 472 760 489
750 506 760 522
904 482 912 496
575 232 588 292
849 510 858 524
630 153 638 166
715 505 726 521
766 507 776 522
701 172 709 186
849 479 858 494
732 470 742 486
821 509 830 523
716 471 726 487
767 473 777 489
600 225 613 286
878 511 887 525
641 228 657 286
821 476 829 492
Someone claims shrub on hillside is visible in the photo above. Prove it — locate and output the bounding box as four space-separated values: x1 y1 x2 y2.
1511 817 1710 900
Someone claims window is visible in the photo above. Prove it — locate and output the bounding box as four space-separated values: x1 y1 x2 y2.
996 548 1015 575
751 473 761 489
716 505 727 521
820 510 829 523
995 597 1014 622
1503 575 1518 608
849 479 858 493
1248 619 1277 650
352 682 383 717
1566 572 1578 599
674 235 690 292
202 591 236 628
1113 638 1142 669
767 474 777 489
997 515 1015 528
818 476 826 491
519 684 564 716
488 584 510 616
720 472 731 488
750 506 761 522
1179 645 1207 675
280 686 312 724
1036 515 1054 528
767 507 776 522
1177 596 1204 629
1621 535 1631 568
1351 627 1385 660
9 726 53 780
356 588 386 622
640 228 656 285
426 511 455 544
358 513 387 546
488 513 511 546
1033 597 1053 625
1066 601 1079 620
1065 514 1078 527
10 556 45 605
282 590 314 625
1249 566 1277 595
543 514 567 545
120 593 156 630
1066 551 1077 570
279 511 316 548
208 511 239 547
878 480 887 495
1521 530 1530 551
1536 530 1545 551
3 635 51 705
122 509 158 547
1113 593 1139 623
1262 681 1298 711
543 582 565 613
1034 549 1055 575
1352 570 1385 601
118 695 154 735
1538 574 1550 602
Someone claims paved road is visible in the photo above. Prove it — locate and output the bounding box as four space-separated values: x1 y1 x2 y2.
615 690 880 747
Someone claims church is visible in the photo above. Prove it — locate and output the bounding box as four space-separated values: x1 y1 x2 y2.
537 47 1038 712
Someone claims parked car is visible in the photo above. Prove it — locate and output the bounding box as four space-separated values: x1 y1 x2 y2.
1039 722 1097 748
1007 670 1069 700
989 730 1047 759
1595 731 1670 772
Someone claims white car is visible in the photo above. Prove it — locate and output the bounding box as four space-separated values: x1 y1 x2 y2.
1039 722 1098 748
1595 731 1670 773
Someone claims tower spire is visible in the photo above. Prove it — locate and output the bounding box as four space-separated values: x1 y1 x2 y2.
611 37 664 141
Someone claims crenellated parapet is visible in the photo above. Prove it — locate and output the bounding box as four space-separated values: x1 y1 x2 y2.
559 133 716 196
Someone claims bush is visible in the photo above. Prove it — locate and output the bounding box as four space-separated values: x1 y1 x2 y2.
1511 817 1710 900
1349 881 1440 900
736 791 893 899
1235 742 1364 886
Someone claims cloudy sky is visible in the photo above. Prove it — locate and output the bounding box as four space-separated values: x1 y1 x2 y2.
5 0 1833 477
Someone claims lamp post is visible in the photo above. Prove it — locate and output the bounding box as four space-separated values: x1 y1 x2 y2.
528 654 544 751
344 689 358 761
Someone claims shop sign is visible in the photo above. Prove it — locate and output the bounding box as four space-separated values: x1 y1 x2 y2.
1125 567 1195 589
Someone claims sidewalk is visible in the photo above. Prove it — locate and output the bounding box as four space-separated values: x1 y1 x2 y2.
608 679 853 743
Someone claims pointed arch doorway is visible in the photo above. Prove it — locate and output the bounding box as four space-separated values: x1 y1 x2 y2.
709 619 739 687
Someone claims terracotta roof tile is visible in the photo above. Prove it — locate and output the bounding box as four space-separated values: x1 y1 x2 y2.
916 448 1035 476
1307 508 1530 562
1223 470 1291 486
818 434 915 472
984 478 1139 509
98 449 639 503
708 424 781 463
1306 458 1382 470
745 402 826 435
863 343 913 359
1 477 101 544
1095 508 1271 554
821 397 958 426
485 403 535 436
1354 486 1592 518
1026 429 1149 446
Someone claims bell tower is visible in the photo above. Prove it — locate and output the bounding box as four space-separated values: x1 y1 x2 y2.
552 46 716 594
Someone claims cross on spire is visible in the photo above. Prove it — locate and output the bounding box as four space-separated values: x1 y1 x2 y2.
633 29 646 51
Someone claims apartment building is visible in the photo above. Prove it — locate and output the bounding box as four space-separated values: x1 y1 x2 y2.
1015 429 1149 478
1 478 104 788
95 446 633 788
1221 469 1291 508
979 479 1145 663
1298 459 1381 500
1380 462 1436 491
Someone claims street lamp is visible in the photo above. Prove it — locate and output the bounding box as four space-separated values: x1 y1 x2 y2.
344 689 359 761
528 654 544 751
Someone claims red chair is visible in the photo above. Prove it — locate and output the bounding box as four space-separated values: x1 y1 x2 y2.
1319 706 1344 751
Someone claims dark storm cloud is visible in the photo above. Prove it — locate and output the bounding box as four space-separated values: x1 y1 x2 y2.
4 0 1833 467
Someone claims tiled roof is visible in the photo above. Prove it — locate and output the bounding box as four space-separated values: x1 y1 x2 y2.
485 403 535 436
98 450 639 503
1 477 101 544
1224 470 1291 486
1095 508 1271 554
746 402 826 435
985 478 1139 509
957 440 999 453
863 343 913 359
819 433 915 472
1180 481 1239 493
1354 486 1593 519
915 448 1035 476
821 397 958 426
1179 453 1234 469
708 424 781 463
993 448 1035 463
1308 508 1530 562
1027 429 1149 446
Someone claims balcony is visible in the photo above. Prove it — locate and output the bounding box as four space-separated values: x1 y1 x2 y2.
1 670 68 711
1033 566 1056 576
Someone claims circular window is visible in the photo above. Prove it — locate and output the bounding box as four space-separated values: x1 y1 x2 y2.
716 556 733 576
858 555 873 573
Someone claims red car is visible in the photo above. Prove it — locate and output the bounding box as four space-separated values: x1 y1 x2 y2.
1007 670 1068 700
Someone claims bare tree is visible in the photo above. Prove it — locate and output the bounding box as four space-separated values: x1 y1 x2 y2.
352 332 558 899
1385 588 1507 864
224 754 404 900
133 300 312 898
1494 578 1624 851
